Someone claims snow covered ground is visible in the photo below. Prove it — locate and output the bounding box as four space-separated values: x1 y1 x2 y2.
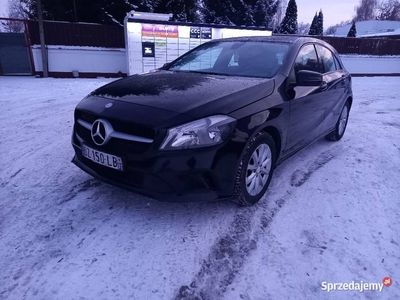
0 76 399 300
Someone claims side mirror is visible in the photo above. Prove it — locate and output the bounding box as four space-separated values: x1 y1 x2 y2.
162 62 170 69
296 70 323 86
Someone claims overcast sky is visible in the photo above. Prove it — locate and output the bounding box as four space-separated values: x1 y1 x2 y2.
0 0 7 18
0 0 360 28
296 0 359 27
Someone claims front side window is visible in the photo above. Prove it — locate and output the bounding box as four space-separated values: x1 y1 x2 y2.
167 41 290 78
316 45 337 73
293 44 320 75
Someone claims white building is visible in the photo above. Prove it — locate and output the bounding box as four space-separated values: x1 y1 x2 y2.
124 11 273 75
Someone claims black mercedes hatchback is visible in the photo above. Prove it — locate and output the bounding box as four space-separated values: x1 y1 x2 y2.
72 36 352 206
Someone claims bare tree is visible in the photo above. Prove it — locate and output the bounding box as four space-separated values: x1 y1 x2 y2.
376 0 400 20
354 0 378 21
297 22 310 35
324 20 352 36
272 0 287 30
1 0 28 33
325 25 337 35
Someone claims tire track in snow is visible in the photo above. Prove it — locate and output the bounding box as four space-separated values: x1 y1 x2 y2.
174 149 342 300
174 209 258 300
290 150 336 187
0 168 24 188
59 178 103 204
174 189 294 300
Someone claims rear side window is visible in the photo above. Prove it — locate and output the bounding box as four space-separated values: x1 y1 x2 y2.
334 56 343 70
293 44 319 75
315 45 337 73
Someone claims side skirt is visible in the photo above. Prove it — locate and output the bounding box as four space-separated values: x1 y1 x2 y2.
276 127 336 166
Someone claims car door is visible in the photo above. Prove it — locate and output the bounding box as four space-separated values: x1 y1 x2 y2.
284 44 326 155
315 44 348 134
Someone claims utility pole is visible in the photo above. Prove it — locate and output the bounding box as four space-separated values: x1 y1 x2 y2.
36 0 48 77
73 0 78 22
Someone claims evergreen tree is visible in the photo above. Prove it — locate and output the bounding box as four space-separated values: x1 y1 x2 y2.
347 21 357 37
154 0 200 22
316 9 323 35
21 0 151 25
308 12 318 35
22 0 282 27
202 0 239 25
229 0 254 26
278 0 298 34
202 0 279 26
253 0 280 27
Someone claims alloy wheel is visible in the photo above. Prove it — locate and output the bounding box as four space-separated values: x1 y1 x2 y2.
245 143 272 196
338 105 348 136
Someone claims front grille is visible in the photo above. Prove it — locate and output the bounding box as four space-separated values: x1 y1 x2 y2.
76 110 155 139
78 111 98 124
112 120 155 140
75 123 151 154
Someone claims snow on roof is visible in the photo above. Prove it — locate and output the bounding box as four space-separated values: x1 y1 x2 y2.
359 27 400 37
334 20 400 37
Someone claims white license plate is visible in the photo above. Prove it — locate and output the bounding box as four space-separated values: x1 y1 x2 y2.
82 145 123 171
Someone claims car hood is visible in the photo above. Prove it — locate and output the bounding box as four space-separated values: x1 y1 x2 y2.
91 70 275 118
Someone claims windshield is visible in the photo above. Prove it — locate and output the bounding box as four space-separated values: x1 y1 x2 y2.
167 41 290 78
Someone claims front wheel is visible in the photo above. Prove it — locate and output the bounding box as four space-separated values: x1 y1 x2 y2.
232 132 276 206
326 101 350 141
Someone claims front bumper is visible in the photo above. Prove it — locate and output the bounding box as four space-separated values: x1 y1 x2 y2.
71 131 243 202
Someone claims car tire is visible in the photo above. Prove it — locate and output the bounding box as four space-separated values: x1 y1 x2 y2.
232 132 276 206
326 101 350 141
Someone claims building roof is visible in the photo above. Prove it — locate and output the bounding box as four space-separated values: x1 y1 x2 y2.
360 27 400 37
334 20 400 37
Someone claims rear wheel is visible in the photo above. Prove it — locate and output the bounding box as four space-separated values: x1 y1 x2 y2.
232 132 276 206
326 101 350 141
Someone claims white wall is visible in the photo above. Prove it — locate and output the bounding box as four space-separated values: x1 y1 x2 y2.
31 45 126 75
340 55 400 75
30 45 400 76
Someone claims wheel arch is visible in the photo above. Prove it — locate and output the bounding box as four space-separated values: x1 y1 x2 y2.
259 126 282 161
347 96 353 111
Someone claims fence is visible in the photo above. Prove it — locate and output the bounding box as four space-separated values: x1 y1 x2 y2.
320 36 400 56
25 20 125 48
1 19 399 77
21 20 400 55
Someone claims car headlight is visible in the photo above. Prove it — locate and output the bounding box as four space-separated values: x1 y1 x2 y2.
160 115 236 150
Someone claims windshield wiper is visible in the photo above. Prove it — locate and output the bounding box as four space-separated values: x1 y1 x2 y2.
180 70 237 77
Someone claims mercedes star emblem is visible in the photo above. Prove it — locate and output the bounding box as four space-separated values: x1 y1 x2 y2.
91 119 111 146
105 103 113 108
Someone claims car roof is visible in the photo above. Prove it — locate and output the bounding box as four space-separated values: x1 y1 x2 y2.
212 35 325 45
210 35 338 56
